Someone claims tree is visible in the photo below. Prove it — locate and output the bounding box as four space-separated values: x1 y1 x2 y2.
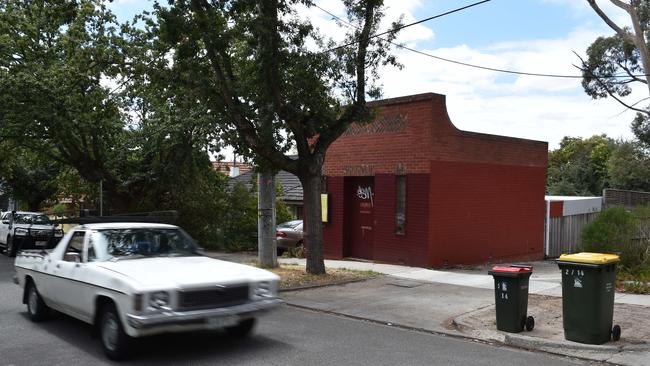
0 143 61 211
0 0 131 208
154 0 401 274
547 135 615 195
607 140 650 191
581 1 650 144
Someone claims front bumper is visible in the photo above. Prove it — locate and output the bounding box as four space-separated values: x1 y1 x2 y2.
126 298 284 330
13 236 60 251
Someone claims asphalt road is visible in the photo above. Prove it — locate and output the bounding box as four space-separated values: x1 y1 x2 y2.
0 254 593 366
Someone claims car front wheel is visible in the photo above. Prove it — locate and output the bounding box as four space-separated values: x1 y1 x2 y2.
100 303 131 360
26 281 49 322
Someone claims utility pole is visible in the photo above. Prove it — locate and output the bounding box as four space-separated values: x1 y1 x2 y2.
99 180 103 216
257 172 277 267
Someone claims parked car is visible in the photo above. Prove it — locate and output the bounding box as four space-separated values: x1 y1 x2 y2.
276 220 303 252
14 222 282 360
0 211 63 257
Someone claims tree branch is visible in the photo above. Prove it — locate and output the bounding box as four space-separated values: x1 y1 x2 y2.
588 0 635 43
576 52 650 115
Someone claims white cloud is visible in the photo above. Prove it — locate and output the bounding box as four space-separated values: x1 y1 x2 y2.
376 22 643 149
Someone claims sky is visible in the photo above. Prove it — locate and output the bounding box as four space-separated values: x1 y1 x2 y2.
107 0 645 150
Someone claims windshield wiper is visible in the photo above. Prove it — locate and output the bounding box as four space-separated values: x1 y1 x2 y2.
112 254 146 261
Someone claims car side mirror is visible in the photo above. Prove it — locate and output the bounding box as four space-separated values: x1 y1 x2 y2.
64 252 81 263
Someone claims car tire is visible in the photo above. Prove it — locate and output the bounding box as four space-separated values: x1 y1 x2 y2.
26 281 49 322
225 318 256 338
99 303 132 360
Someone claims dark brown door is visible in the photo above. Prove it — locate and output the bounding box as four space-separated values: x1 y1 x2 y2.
347 177 375 259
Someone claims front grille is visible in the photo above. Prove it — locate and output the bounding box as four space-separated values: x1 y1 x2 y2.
178 284 250 311
30 230 53 237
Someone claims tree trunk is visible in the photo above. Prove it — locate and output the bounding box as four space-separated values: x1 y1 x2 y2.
27 199 41 212
628 3 650 98
257 171 277 268
300 170 326 275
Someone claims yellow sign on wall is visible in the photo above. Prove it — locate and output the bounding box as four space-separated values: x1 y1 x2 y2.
321 194 328 222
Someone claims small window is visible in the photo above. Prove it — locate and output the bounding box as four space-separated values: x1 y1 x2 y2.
64 231 85 262
395 176 406 235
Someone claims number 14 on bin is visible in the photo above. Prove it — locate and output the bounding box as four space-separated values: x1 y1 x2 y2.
498 281 508 299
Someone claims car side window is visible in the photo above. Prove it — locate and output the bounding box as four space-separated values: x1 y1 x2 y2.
64 232 85 262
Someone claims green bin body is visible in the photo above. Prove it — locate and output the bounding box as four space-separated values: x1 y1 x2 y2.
557 253 619 344
488 266 533 333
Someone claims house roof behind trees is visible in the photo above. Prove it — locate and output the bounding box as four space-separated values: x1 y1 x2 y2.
229 170 303 204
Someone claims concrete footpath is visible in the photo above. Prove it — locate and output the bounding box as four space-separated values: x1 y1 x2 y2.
278 258 650 366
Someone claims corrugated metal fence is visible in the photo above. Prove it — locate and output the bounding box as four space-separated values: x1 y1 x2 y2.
546 212 599 258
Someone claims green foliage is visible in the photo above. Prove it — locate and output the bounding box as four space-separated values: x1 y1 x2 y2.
217 182 258 251
0 143 61 211
581 35 641 100
547 135 615 196
582 207 636 252
51 203 68 218
547 135 650 195
607 140 650 191
215 180 294 252
582 206 650 276
0 0 237 244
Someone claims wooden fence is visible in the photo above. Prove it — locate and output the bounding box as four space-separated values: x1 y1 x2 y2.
545 212 599 258
603 189 650 210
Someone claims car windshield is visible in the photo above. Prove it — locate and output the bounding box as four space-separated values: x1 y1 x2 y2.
90 228 198 260
278 220 302 229
14 214 51 225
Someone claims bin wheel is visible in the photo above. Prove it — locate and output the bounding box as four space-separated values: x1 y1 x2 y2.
525 316 535 331
612 325 621 341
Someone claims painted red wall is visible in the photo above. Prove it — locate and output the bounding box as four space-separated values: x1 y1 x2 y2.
549 201 564 218
428 160 546 266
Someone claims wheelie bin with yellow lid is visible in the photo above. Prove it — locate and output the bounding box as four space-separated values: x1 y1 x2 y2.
556 252 621 344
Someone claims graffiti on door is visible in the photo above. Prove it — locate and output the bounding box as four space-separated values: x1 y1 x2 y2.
356 186 374 207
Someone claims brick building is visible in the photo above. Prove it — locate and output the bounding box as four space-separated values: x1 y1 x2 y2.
321 92 548 267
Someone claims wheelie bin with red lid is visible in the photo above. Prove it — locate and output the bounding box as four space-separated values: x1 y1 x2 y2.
488 265 535 333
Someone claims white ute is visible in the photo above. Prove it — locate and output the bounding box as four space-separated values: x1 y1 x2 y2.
14 222 282 360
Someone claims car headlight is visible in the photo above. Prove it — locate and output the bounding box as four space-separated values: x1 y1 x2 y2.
54 229 64 237
15 228 28 236
149 291 170 309
254 281 277 298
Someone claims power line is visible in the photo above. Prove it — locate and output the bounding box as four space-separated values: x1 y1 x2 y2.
328 0 491 52
316 3 648 80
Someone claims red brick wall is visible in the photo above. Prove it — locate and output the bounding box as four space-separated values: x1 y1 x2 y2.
321 92 548 267
428 160 546 266
372 174 429 267
323 93 547 177
322 174 430 266
323 176 345 259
